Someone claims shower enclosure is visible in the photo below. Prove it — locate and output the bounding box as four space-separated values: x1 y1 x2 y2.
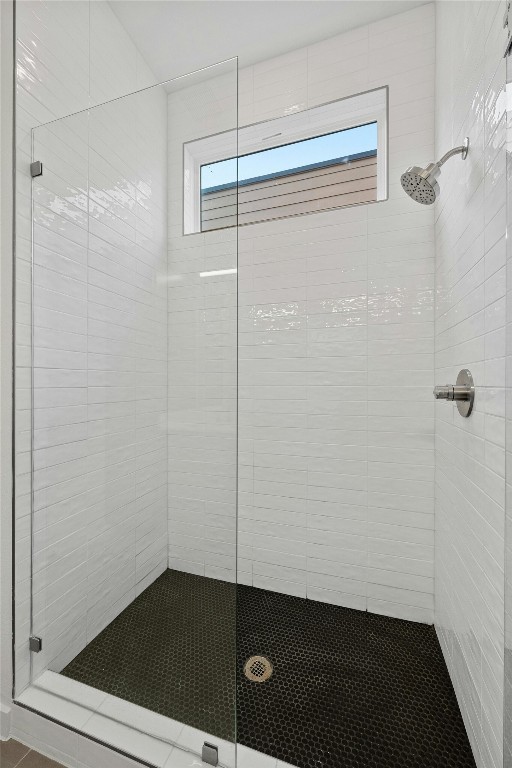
11 3 510 768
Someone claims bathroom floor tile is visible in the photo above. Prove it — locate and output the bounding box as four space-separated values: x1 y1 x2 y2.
17 753 65 768
0 739 31 768
62 569 236 741
236 587 476 768
0 742 66 768
61 569 476 768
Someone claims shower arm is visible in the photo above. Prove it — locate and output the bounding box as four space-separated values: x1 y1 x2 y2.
436 138 469 167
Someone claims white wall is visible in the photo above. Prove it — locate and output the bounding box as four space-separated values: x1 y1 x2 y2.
13 0 167 696
434 3 506 768
167 3 437 623
167 68 239 582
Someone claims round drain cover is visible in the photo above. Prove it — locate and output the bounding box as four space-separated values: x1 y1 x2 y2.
244 655 273 682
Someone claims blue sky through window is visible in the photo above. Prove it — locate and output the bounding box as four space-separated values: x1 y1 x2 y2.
201 122 377 192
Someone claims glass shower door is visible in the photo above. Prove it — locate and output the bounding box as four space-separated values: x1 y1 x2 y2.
23 59 239 767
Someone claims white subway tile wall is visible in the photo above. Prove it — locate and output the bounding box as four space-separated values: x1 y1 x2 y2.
167 3 437 622
435 3 506 768
167 70 239 582
14 1 167 693
30 87 168 680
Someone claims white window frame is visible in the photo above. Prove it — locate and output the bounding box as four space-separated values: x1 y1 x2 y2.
183 86 388 235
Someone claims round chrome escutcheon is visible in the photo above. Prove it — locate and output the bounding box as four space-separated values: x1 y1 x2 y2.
455 368 474 418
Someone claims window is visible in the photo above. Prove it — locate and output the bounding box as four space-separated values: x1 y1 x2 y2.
184 87 387 234
200 123 378 231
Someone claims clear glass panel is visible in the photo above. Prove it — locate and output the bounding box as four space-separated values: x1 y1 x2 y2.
31 106 90 678
27 58 238 765
504 49 512 768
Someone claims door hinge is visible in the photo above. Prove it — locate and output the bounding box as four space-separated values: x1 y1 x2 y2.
202 743 218 767
30 160 43 178
29 636 42 653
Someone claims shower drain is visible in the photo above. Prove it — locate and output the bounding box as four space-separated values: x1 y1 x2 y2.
244 655 273 682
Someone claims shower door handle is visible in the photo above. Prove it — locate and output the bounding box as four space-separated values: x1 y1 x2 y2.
433 369 474 417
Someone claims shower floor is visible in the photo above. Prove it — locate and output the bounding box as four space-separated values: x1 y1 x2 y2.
62 569 476 768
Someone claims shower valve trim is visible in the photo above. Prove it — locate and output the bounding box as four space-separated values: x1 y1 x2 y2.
433 369 474 418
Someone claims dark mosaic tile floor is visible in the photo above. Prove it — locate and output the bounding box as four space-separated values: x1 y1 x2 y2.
62 569 236 740
236 586 476 768
62 569 476 768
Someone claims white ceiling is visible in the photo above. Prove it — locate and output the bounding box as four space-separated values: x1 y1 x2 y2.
110 0 430 83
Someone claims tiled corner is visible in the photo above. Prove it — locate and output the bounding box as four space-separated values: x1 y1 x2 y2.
434 3 507 768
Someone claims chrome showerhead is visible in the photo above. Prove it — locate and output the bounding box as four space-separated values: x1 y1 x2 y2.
400 137 469 205
401 163 440 205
